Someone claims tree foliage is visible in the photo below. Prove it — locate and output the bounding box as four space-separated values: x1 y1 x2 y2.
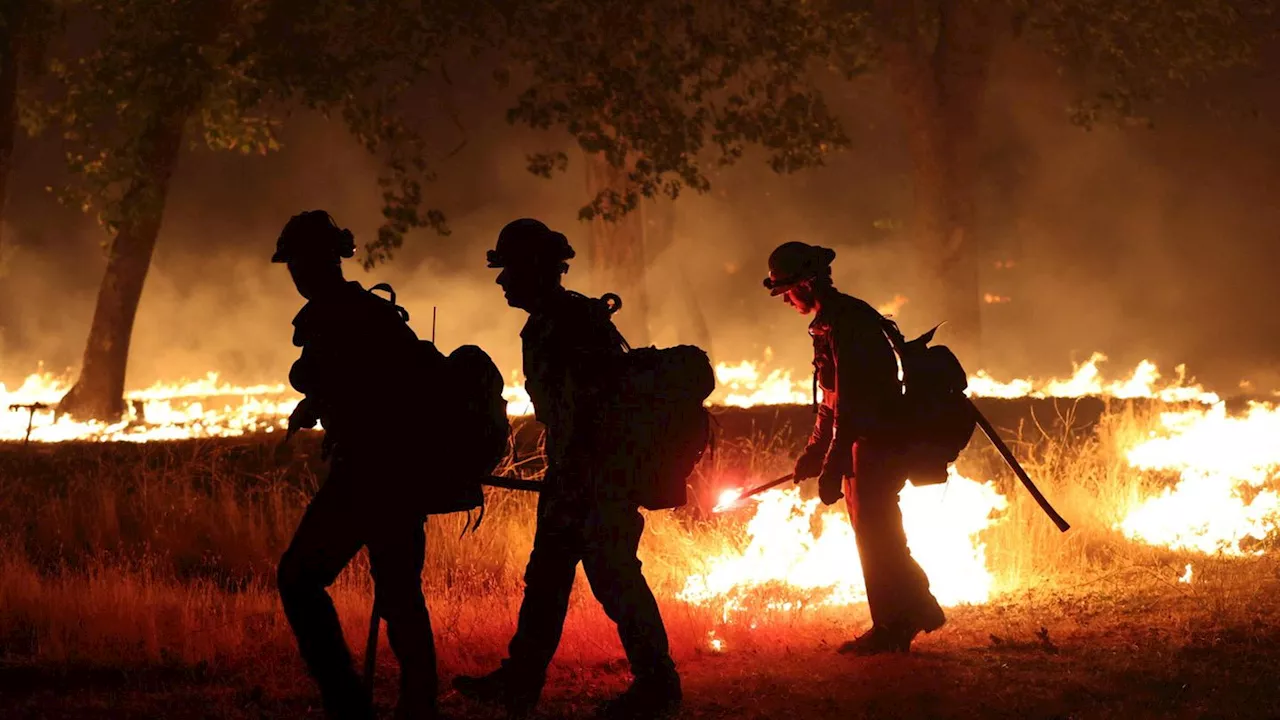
1016 0 1275 128
35 0 473 268
491 0 865 222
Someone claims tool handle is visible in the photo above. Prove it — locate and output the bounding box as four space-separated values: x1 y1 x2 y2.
483 476 544 492
970 401 1070 532
740 473 797 500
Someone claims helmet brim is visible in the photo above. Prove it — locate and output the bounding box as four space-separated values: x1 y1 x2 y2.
764 276 802 296
271 249 288 264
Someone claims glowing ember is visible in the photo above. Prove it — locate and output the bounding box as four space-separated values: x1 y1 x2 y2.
1116 401 1280 555
706 630 725 653
678 468 1009 621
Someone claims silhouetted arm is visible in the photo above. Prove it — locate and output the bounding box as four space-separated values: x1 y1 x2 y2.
824 318 888 478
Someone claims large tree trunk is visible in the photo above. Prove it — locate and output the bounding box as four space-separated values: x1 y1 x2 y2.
646 196 713 353
874 0 996 366
58 109 188 421
585 150 651 346
0 0 26 266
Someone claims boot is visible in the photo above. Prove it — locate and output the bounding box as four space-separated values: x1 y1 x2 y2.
452 665 543 719
837 625 912 656
916 600 946 634
597 670 682 720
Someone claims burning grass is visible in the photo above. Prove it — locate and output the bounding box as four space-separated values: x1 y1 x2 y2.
2 397 1280 717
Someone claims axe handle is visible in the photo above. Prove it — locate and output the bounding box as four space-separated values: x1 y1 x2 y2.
969 400 1071 533
483 476 544 492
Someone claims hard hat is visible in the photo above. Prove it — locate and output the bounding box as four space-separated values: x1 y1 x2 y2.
762 241 836 295
486 218 575 269
272 210 357 264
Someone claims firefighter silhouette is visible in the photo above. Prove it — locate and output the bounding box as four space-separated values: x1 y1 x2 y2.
765 241 946 655
274 210 439 719
452 219 682 719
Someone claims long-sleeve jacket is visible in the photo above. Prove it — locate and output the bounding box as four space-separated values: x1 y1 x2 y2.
288 281 422 452
803 290 903 477
520 289 626 475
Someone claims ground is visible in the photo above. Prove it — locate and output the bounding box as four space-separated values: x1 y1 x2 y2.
2 400 1277 719
5 570 1280 719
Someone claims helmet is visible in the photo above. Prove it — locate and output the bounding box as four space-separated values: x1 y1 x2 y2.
272 210 357 264
762 241 836 295
487 218 575 270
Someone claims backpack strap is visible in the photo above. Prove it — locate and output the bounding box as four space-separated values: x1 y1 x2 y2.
369 282 410 323
573 290 630 352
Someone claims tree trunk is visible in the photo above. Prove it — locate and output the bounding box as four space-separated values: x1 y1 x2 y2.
58 109 189 421
647 196 713 353
585 150 651 346
0 0 26 268
874 0 996 365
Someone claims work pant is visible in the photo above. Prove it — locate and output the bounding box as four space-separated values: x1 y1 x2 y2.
844 443 943 632
504 484 676 685
278 458 436 719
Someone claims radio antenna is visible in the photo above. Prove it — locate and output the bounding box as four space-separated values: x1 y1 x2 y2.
432 306 437 344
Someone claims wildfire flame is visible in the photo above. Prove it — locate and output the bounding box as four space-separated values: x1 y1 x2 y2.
3 348 1227 443
965 352 1221 404
1116 401 1280 555
6 353 1279 611
679 468 1009 621
1 371 298 443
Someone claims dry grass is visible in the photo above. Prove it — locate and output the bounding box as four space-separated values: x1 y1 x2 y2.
1 399 1278 718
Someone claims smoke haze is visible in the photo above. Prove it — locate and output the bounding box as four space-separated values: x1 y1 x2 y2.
2 43 1278 396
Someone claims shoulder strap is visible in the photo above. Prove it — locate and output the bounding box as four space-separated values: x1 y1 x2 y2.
368 282 410 323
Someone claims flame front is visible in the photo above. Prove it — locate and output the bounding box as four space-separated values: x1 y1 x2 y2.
1 371 299 443
6 354 1280 583
1116 401 1280 555
965 352 1221 404
679 468 1009 620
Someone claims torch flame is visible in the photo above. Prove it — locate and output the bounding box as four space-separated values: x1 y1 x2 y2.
713 488 744 514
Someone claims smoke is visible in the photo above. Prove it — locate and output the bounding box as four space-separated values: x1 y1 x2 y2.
2 45 1279 396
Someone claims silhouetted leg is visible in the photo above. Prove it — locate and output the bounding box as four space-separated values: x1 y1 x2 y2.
278 474 372 719
582 502 676 683
367 515 435 718
505 491 585 680
846 448 941 631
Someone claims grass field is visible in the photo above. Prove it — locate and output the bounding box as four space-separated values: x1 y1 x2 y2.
2 399 1279 719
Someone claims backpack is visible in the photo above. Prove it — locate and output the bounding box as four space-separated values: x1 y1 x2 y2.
879 319 976 486
367 284 510 517
598 294 716 510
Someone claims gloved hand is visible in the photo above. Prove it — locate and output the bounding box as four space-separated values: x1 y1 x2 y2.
818 468 845 506
286 398 318 441
793 449 825 483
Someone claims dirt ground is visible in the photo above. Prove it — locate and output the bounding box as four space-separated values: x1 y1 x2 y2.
5 571 1280 720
